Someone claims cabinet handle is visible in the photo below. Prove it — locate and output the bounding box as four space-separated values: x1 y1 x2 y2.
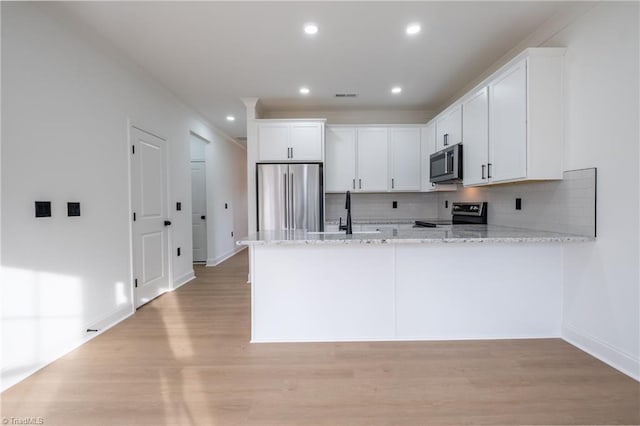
392 178 395 189
290 147 294 159
444 133 449 146
352 179 355 190
359 179 362 189
481 164 486 180
487 163 492 179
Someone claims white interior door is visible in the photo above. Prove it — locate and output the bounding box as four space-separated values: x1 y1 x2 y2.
131 126 170 308
191 162 207 263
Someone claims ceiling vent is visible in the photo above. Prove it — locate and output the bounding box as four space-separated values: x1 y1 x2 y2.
335 93 358 98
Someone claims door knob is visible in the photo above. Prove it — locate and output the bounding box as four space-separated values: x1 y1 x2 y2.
201 215 206 220
164 220 172 226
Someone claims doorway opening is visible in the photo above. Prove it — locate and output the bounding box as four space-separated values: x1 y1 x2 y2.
190 132 209 264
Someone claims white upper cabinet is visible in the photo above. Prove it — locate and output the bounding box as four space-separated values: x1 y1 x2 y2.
421 123 458 192
290 122 323 161
421 123 437 191
489 60 527 183
462 87 490 186
435 103 462 152
257 120 324 162
457 47 564 187
325 127 357 192
357 127 389 192
325 126 390 193
389 128 421 191
258 123 290 161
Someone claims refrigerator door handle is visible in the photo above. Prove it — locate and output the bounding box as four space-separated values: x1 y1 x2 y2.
290 173 295 230
283 173 288 229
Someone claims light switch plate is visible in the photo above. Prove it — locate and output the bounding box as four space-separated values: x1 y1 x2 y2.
35 201 52 218
67 202 81 217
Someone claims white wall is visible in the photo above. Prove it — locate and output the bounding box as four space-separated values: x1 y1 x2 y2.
545 3 639 379
0 3 246 391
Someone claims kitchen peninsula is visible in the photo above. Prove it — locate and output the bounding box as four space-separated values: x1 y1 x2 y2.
238 226 592 343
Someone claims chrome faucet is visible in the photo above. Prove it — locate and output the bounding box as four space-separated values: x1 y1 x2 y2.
338 190 353 234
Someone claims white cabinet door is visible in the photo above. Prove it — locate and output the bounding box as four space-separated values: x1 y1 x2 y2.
447 104 463 147
462 87 489 186
389 128 421 191
421 123 437 191
435 104 462 152
290 122 323 161
258 123 289 161
435 114 448 152
325 127 357 192
357 127 388 192
489 60 527 183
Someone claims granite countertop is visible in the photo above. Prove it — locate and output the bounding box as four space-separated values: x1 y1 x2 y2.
237 225 595 246
325 218 428 225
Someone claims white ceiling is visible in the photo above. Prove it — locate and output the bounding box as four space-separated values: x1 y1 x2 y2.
55 1 579 140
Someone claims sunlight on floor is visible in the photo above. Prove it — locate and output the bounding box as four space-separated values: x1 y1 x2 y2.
2 267 84 390
157 296 194 359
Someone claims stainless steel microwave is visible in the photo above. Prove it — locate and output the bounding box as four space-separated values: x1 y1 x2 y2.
430 143 463 183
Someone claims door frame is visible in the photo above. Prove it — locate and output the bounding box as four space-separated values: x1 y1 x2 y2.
127 121 173 309
190 160 208 263
189 131 211 268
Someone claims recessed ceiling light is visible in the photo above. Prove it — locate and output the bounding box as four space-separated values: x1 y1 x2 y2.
406 23 421 35
304 23 318 35
226 115 235 121
299 87 310 95
391 86 402 94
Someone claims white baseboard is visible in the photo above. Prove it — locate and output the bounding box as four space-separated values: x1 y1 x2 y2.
1 306 133 392
173 270 195 289
562 324 639 381
206 246 246 267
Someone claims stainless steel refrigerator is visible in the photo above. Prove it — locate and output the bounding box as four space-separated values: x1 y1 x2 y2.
257 163 323 232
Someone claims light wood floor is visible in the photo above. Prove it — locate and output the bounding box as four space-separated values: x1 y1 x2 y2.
2 250 638 425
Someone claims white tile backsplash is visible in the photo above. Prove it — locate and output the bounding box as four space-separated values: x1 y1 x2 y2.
326 169 596 237
325 192 439 222
437 168 597 237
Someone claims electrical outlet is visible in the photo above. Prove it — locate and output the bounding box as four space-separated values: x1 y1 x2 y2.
515 198 522 210
392 201 398 209
176 202 181 211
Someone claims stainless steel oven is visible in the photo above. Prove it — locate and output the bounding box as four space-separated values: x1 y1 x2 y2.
430 143 463 183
